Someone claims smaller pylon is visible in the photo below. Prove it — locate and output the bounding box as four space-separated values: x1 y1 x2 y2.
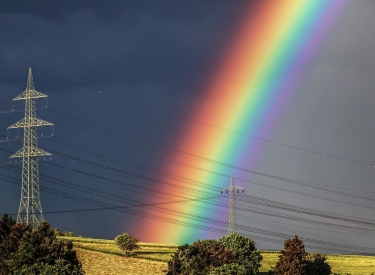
221 176 244 235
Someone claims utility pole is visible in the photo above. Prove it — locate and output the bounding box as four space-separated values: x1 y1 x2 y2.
8 67 53 227
221 175 244 235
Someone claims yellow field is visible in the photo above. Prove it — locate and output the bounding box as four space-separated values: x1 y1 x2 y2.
64 236 375 275
60 236 176 262
326 254 375 275
75 248 167 275
259 252 375 275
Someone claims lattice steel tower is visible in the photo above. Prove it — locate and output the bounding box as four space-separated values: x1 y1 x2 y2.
221 176 244 235
8 67 53 227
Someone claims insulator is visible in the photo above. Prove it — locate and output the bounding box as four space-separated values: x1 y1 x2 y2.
226 190 228 194
237 190 239 193
221 191 222 194
242 190 244 193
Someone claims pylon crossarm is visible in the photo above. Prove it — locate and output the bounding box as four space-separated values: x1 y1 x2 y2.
7 118 54 129
10 148 51 158
221 185 244 192
13 90 48 100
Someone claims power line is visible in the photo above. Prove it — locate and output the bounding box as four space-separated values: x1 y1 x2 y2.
39 146 375 210
35 108 375 195
2 174 374 254
2 140 375 231
1 69 374 254
1 153 374 254
3 160 375 238
32 67 375 169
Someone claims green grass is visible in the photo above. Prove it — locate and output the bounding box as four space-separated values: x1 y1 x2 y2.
63 236 375 274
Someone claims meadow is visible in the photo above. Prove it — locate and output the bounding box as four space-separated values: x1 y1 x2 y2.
60 236 375 275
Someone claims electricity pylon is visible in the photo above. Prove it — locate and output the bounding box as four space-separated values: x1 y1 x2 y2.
8 67 53 227
221 176 244 235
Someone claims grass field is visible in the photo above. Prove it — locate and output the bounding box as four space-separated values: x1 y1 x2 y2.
60 236 177 262
75 248 168 275
62 236 375 275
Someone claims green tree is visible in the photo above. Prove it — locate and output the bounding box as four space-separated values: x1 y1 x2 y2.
272 235 308 275
218 233 262 275
166 239 234 275
0 214 30 275
0 214 84 275
114 232 140 257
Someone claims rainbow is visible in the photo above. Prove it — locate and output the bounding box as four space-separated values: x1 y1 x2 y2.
136 0 349 245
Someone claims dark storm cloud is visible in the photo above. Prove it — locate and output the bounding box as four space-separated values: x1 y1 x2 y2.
0 0 134 22
0 1 247 95
5 1 375 252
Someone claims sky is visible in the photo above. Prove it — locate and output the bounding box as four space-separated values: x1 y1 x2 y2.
1 1 375 254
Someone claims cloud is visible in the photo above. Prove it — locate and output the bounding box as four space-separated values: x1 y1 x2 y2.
0 1 246 97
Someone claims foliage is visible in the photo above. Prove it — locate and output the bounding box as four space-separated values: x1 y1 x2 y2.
218 233 262 275
0 214 84 275
64 231 78 237
53 228 63 236
166 240 234 275
305 253 331 275
269 237 334 275
46 235 374 275
166 234 261 275
114 232 141 256
0 214 30 275
272 235 308 275
209 263 247 275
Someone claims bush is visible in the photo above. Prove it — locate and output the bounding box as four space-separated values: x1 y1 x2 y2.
0 214 27 275
166 234 262 275
166 244 189 275
218 233 262 275
272 235 307 275
166 239 234 275
270 236 334 275
0 214 84 275
53 228 63 236
114 232 140 257
209 263 247 275
305 253 331 275
64 231 77 237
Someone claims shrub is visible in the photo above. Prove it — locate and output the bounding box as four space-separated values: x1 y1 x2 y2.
53 228 63 236
114 232 140 257
166 234 262 275
64 231 77 237
166 244 189 275
218 233 262 275
166 239 234 275
305 253 331 275
209 263 247 275
0 213 26 275
0 214 84 275
272 235 307 275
